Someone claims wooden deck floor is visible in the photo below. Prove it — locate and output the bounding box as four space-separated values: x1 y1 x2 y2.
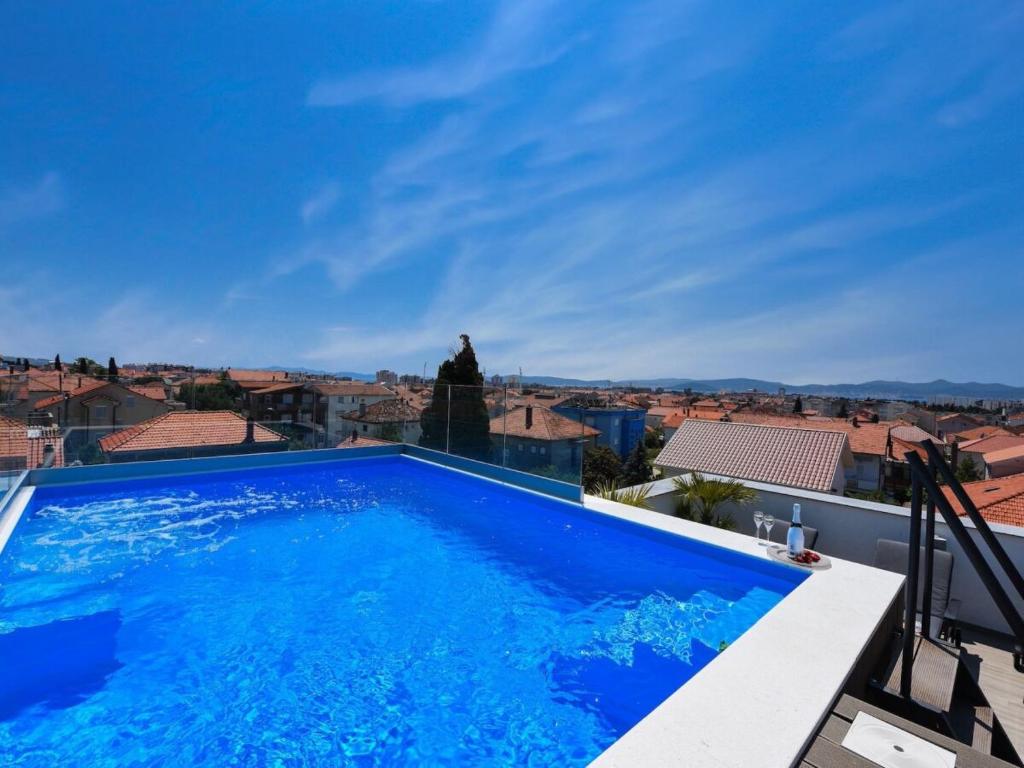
962 628 1024 760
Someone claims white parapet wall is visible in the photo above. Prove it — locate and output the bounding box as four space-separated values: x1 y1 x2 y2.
634 474 1024 634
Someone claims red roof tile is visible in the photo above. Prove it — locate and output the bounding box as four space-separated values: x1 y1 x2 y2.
942 472 1024 528
336 434 395 448
490 406 600 441
98 411 286 453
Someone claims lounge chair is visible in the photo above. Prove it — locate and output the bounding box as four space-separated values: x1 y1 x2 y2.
874 538 962 646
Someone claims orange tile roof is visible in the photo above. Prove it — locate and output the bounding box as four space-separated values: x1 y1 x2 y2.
226 369 288 383
983 444 1024 465
655 419 852 493
942 472 1024 527
336 434 395 448
959 435 1024 456
661 411 686 429
250 382 305 395
98 411 286 453
34 380 109 409
128 385 167 402
491 405 601 441
341 399 421 424
721 412 892 457
0 415 64 468
953 426 1011 443
35 381 167 409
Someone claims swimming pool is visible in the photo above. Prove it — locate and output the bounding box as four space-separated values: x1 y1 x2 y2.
0 455 806 766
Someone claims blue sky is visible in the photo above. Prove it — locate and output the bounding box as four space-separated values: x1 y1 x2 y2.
2 1 1022 383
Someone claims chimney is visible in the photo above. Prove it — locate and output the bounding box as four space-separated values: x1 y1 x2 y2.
525 405 533 430
244 416 255 443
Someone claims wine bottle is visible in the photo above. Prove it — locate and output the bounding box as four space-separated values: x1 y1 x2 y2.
787 502 805 558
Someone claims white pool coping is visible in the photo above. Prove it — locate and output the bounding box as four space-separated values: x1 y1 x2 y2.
582 494 904 768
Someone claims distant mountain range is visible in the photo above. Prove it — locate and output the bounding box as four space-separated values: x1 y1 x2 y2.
259 367 1023 401
514 376 1024 401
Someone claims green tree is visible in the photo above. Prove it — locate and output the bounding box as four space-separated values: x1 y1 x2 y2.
178 382 236 410
793 396 803 414
378 423 403 442
618 440 653 487
672 472 757 529
955 455 982 483
54 354 62 372
837 399 849 418
75 356 98 375
644 427 663 450
107 357 118 379
419 334 491 459
582 445 622 492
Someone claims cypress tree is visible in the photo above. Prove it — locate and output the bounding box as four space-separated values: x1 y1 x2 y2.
793 396 803 414
108 357 118 379
419 334 492 459
618 440 653 487
54 354 62 372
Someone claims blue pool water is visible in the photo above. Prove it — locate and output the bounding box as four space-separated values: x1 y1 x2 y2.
0 456 805 766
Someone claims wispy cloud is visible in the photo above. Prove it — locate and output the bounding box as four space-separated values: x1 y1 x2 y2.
0 172 64 227
307 0 576 107
300 181 341 224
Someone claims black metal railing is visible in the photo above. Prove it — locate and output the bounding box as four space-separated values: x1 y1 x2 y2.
901 442 1024 698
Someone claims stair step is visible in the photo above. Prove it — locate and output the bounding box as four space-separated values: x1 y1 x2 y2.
694 587 782 651
949 702 994 755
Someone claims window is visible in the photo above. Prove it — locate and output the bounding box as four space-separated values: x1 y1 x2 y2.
613 418 620 427
530 445 537 454
539 446 546 454
518 444 524 451
281 394 293 405
94 405 108 420
302 394 313 404
584 416 595 426
126 395 135 407
362 424 368 432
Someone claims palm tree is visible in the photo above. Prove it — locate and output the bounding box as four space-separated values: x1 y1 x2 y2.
594 480 653 509
671 472 757 529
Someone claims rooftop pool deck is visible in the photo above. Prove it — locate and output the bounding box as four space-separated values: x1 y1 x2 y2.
0 445 904 767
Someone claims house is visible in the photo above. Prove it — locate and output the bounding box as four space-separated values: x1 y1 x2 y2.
490 405 600 473
982 444 1024 479
0 415 64 472
312 382 397 442
957 435 1024 474
553 393 645 460
712 412 890 493
942 472 1024 528
338 399 422 444
654 419 854 494
951 425 1011 443
97 411 287 463
33 381 172 433
225 369 290 391
661 411 686 443
248 382 314 424
0 371 108 419
934 412 984 441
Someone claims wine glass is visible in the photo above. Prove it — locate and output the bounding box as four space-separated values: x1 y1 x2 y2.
763 514 775 547
753 510 764 544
